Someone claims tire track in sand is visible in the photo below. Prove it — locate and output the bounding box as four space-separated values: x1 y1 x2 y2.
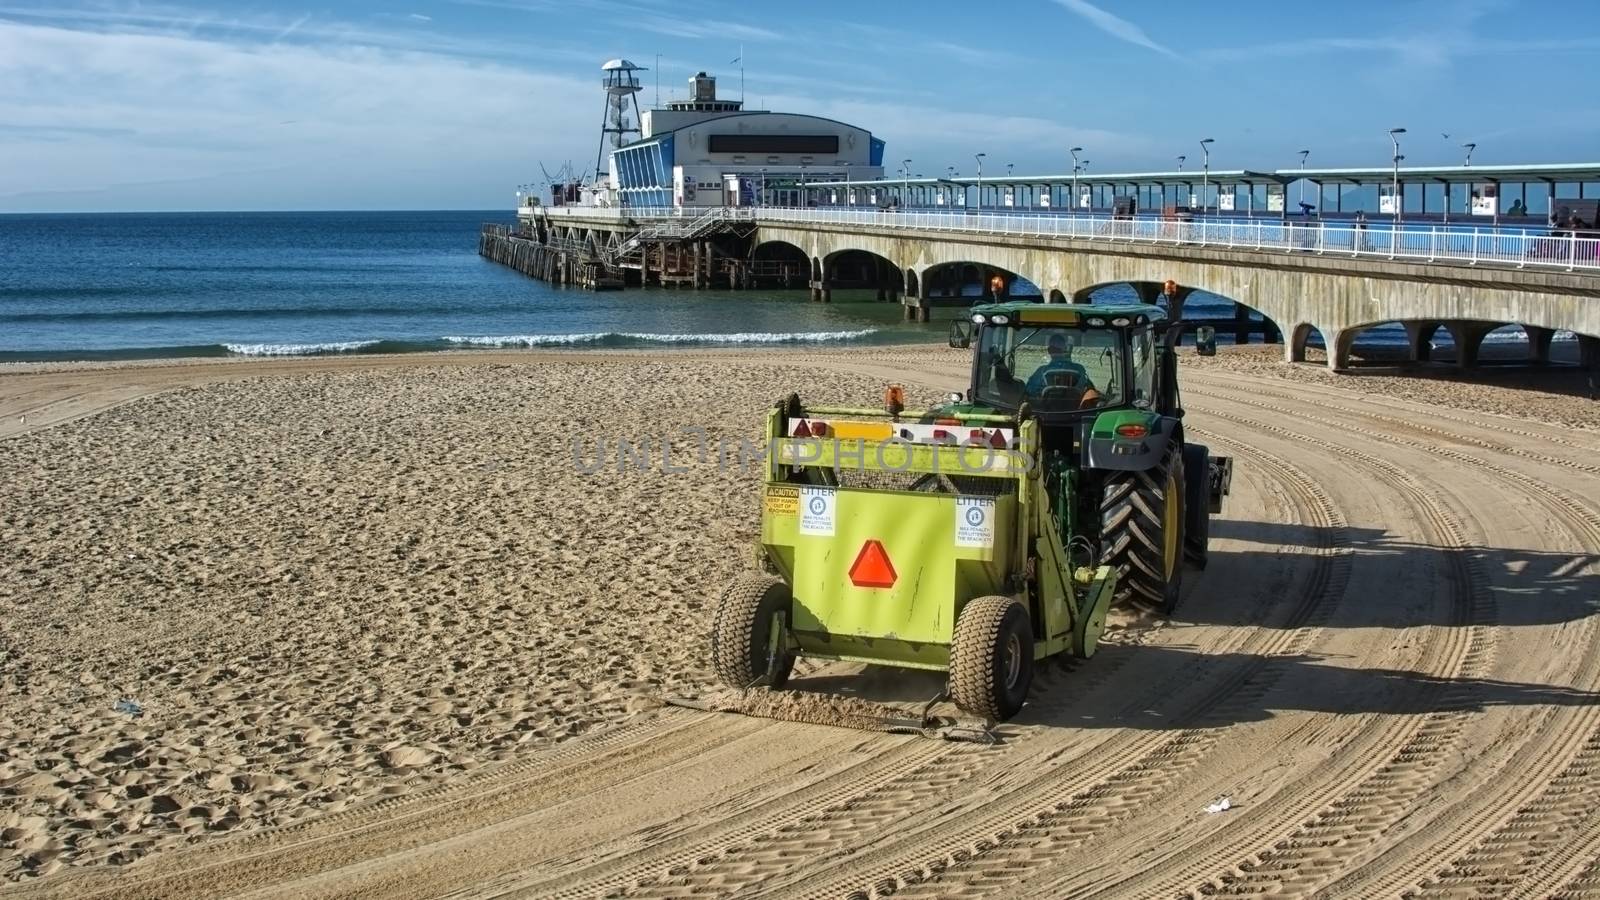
1191 385 1600 900
1166 403 1491 898
1187 384 1600 899
885 423 1471 900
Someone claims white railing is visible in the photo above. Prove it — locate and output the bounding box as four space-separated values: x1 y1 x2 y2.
762 208 1600 273
527 205 1600 273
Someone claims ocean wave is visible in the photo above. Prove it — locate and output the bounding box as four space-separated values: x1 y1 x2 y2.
223 340 383 356
440 329 879 347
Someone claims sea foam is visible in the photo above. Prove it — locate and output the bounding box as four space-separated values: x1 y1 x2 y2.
223 340 383 356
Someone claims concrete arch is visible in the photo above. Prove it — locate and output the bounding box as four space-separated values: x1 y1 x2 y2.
921 260 1033 303
1289 323 1333 365
751 239 808 261
824 248 902 303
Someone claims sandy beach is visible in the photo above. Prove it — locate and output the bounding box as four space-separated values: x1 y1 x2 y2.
3 345 1599 896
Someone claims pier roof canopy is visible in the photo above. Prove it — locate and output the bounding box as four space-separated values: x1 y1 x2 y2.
1282 163 1600 183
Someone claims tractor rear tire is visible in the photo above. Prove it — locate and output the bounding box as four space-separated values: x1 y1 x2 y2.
1182 443 1211 569
949 595 1034 721
1100 447 1185 614
711 575 795 689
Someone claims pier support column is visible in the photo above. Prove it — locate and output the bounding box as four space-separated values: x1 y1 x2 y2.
1404 321 1441 363
1525 326 1555 364
692 242 703 290
903 297 930 322
1287 323 1319 364
1445 321 1498 369
1327 327 1356 372
1233 304 1252 345
1578 335 1600 400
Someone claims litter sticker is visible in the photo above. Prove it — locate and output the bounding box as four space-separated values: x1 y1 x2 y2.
800 487 836 536
765 485 799 517
955 497 996 548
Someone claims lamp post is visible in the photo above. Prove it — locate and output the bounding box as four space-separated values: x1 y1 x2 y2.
1199 138 1214 214
844 162 852 207
1462 142 1476 166
799 163 807 207
1297 149 1310 206
902 158 912 208
1388 127 1406 226
974 152 986 212
1070 147 1083 215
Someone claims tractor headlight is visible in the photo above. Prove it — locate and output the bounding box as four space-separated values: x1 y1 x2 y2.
989 314 1009 324
1088 317 1107 327
1111 317 1131 326
971 313 986 324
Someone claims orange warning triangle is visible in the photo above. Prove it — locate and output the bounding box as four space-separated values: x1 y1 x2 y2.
848 539 898 589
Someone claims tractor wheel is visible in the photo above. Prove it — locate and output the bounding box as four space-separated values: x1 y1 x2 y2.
949 595 1034 721
711 575 795 689
1100 447 1185 614
1182 443 1212 569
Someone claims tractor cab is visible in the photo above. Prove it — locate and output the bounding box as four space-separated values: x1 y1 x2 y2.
951 302 1182 455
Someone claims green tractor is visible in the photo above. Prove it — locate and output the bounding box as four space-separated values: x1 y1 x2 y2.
710 301 1232 722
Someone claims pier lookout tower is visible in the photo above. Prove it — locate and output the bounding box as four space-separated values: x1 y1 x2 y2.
596 59 646 181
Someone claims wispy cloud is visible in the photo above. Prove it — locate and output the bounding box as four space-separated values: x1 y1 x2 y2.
1049 0 1175 58
0 16 600 210
408 13 433 22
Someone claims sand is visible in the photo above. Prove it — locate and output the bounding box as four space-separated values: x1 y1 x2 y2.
2 345 1599 897
0 358 943 879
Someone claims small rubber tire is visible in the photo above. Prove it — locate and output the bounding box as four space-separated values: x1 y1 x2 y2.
711 575 795 689
949 596 1034 721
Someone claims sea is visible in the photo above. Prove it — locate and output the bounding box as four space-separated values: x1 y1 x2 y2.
0 210 1513 363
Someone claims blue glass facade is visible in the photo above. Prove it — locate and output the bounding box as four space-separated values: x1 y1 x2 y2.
613 134 674 207
869 137 885 168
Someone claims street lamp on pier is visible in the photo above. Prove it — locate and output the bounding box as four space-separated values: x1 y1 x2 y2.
974 152 986 212
1462 142 1476 166
1070 147 1083 215
1297 149 1310 206
799 163 807 207
1389 127 1407 226
1199 138 1215 214
902 158 912 208
844 162 853 206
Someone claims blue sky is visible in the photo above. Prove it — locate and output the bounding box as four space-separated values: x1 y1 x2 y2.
2 0 1597 212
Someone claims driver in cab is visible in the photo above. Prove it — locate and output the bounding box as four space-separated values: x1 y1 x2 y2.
1026 333 1101 407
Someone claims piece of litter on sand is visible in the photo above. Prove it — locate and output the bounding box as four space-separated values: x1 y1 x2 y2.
113 699 143 717
1205 797 1232 814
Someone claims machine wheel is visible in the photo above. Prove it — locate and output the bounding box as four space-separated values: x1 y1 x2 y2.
1100 447 1185 614
711 575 795 689
949 595 1034 721
1182 443 1211 569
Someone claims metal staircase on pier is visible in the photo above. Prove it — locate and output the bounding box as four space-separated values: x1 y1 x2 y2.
602 207 753 269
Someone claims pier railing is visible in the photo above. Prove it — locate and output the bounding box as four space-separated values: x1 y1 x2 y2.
753 208 1600 273
528 205 1600 273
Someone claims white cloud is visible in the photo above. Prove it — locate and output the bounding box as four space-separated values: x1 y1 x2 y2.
1050 0 1175 58
408 13 433 22
0 20 599 210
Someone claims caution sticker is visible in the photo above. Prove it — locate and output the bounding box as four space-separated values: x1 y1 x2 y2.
800 487 836 536
765 485 799 516
956 497 996 548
